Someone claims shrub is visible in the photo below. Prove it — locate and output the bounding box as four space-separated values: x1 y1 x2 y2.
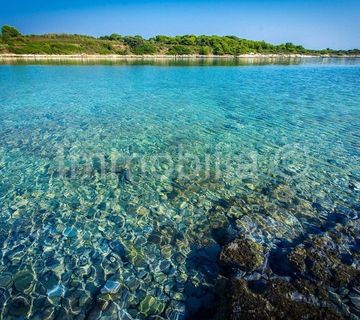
131 43 157 55
199 46 212 55
168 45 192 55
1 25 21 42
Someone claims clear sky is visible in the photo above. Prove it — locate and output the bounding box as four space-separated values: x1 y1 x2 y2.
1 0 359 50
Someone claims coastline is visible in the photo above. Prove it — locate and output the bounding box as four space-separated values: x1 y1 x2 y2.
1 53 360 61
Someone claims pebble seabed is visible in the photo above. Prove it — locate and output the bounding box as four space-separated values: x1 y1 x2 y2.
0 62 359 319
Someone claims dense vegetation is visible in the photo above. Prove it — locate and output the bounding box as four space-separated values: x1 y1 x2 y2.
1 25 359 56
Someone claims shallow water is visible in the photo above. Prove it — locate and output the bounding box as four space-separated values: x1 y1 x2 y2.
0 59 359 319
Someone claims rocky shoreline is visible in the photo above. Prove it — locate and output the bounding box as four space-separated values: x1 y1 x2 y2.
214 217 360 319
1 53 360 60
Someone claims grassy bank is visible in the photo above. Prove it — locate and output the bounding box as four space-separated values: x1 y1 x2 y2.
1 25 359 56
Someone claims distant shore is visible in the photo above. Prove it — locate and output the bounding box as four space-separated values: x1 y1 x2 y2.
1 53 360 61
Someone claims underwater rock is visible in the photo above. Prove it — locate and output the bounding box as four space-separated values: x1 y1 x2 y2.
288 246 307 273
159 260 171 272
46 257 62 271
0 273 13 288
97 293 114 310
136 206 150 216
41 270 59 291
117 309 135 320
287 228 360 287
220 238 264 272
349 293 360 309
101 278 121 294
139 295 166 316
13 270 35 293
7 296 31 317
124 275 140 292
63 226 78 239
329 290 342 305
161 244 173 259
148 232 161 244
47 285 65 298
6 243 27 265
225 219 360 319
134 235 147 247
230 278 342 320
165 301 187 320
109 239 127 258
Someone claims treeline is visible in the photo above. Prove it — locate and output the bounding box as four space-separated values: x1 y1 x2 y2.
100 34 311 55
1 25 359 56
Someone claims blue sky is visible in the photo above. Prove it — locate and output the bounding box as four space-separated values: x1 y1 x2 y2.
1 0 359 49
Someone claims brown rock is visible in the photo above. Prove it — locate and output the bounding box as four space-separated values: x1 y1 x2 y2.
229 278 343 320
220 238 264 271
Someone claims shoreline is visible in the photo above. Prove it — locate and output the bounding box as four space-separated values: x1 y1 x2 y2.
1 53 360 60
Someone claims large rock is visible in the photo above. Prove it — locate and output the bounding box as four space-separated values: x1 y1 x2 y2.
7 296 31 317
287 228 360 287
226 219 360 319
230 278 342 320
220 238 264 271
13 270 34 293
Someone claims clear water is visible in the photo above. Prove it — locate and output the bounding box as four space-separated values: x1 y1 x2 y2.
0 59 359 319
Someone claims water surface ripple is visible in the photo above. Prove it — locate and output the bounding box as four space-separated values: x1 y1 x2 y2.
0 59 359 319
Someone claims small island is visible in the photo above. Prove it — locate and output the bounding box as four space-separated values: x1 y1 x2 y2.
1 25 359 59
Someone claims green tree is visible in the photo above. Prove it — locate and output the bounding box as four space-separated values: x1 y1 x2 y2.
168 45 192 55
177 35 197 46
131 42 157 55
199 46 212 55
212 42 225 55
109 33 122 41
122 35 146 48
152 35 176 44
1 25 21 41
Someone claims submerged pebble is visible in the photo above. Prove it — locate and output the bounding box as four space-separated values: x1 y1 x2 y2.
63 226 78 238
0 273 13 288
101 279 121 294
0 62 359 319
140 295 166 316
47 284 65 298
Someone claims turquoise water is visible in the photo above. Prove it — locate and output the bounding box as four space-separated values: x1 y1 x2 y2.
0 59 359 319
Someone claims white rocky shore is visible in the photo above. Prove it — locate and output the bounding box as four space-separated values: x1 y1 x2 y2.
1 53 359 61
